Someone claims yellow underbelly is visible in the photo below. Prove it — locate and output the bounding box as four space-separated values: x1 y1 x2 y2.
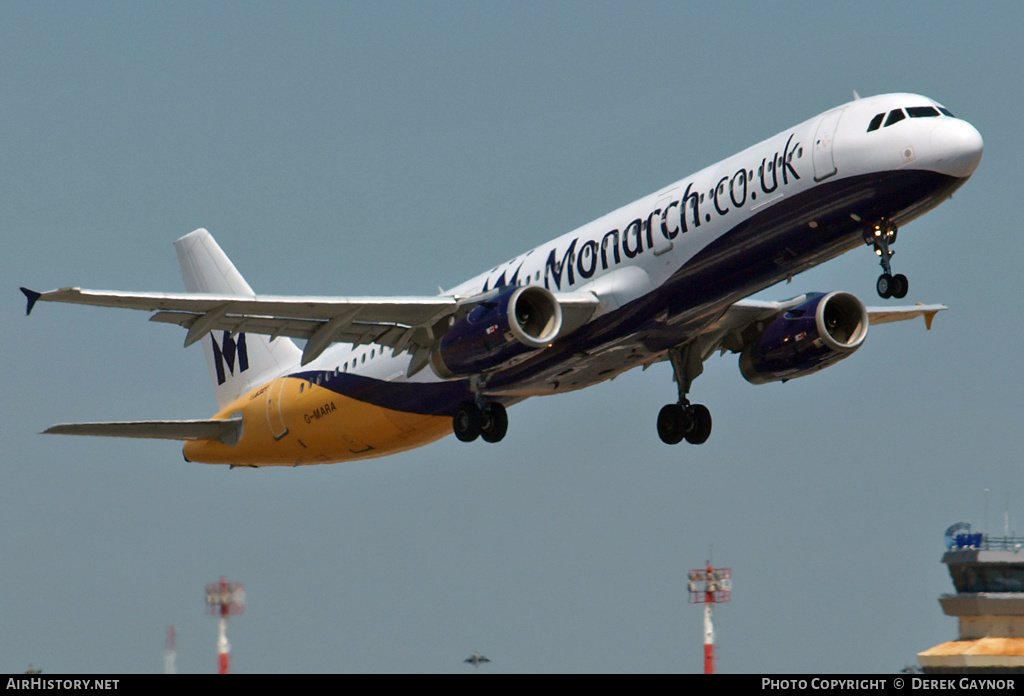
183 377 453 466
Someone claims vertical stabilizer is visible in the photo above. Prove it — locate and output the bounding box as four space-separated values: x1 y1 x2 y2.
175 229 301 409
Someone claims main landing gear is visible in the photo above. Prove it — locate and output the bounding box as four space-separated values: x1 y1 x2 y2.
866 220 908 299
453 400 508 443
657 344 712 446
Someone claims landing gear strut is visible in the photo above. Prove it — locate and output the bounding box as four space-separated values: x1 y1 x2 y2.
453 401 508 443
657 344 712 445
865 220 908 299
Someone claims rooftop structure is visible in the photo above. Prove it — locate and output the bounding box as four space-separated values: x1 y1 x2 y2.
918 527 1024 673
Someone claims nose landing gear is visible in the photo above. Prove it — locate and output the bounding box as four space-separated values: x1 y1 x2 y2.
866 221 908 299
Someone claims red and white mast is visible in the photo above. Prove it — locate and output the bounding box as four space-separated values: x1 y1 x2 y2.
164 625 177 675
205 578 245 674
688 564 732 674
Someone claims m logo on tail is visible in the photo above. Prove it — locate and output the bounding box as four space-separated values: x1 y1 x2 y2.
211 332 249 385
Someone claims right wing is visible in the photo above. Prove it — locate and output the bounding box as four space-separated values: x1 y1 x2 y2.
691 295 946 360
640 294 946 381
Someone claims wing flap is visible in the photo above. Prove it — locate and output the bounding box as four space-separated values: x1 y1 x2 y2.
44 416 243 446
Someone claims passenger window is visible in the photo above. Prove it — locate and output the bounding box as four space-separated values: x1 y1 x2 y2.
867 113 884 132
884 109 906 127
907 106 940 118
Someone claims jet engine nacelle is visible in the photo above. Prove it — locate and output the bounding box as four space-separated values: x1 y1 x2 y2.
739 291 869 385
430 286 562 378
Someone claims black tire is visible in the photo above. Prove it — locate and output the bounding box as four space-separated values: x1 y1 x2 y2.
892 273 909 299
453 402 483 442
480 403 509 443
657 404 687 445
876 273 893 299
684 404 712 445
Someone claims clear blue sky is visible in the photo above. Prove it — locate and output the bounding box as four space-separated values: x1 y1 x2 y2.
3 1 1021 673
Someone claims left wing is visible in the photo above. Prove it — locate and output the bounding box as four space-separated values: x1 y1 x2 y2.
20 286 600 368
22 286 457 365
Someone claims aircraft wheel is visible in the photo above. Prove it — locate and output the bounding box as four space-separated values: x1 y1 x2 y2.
480 403 508 443
684 404 712 445
876 273 894 299
657 404 687 445
453 402 483 442
891 273 909 299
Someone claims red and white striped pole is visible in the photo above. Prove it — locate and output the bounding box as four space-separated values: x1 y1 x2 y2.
703 601 715 674
206 578 245 675
217 611 230 675
165 625 176 675
688 563 731 675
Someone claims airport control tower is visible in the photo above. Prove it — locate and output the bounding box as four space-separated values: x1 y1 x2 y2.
917 526 1024 673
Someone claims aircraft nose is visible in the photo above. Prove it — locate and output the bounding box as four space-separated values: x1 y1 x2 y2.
929 119 983 178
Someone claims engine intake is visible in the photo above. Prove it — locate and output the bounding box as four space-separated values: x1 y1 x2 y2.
430 286 562 378
739 291 869 385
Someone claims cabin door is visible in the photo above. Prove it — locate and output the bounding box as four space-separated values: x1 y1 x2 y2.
812 108 845 181
265 378 290 440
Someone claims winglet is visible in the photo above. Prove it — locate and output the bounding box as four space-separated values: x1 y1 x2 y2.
916 302 939 330
20 287 42 316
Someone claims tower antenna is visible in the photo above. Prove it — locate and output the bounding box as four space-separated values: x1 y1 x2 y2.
688 562 732 674
164 625 177 675
205 578 245 674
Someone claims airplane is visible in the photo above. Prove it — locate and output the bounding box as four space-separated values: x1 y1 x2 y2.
464 652 490 668
20 92 983 467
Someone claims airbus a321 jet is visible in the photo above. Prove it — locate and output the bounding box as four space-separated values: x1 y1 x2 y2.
21 93 983 467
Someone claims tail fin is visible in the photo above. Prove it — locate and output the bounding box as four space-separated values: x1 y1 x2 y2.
175 229 301 409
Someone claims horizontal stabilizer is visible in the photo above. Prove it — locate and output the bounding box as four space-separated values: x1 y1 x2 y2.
44 416 243 446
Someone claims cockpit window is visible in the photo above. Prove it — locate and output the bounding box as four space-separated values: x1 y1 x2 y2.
868 105 954 134
884 109 906 127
